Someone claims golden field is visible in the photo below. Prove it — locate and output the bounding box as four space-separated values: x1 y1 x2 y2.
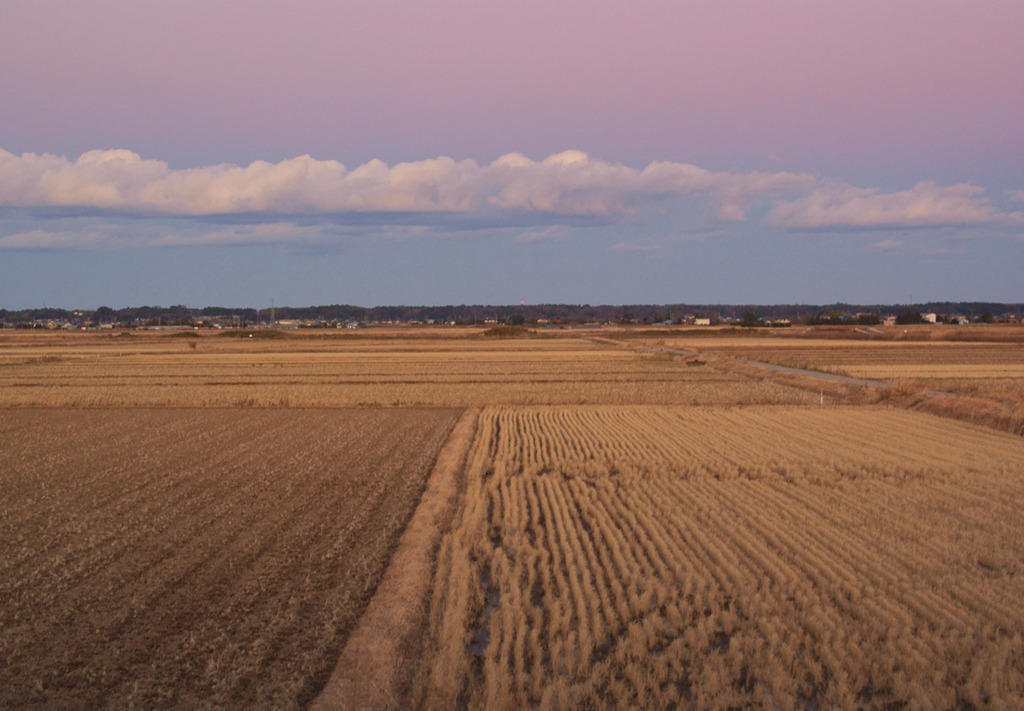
657 334 1024 404
643 329 1024 436
2 325 1023 709
412 406 1024 709
0 330 816 407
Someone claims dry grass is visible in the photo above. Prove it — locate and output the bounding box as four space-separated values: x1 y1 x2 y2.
671 340 1020 366
0 407 458 710
915 377 1024 402
676 339 1024 381
311 408 481 711
410 405 1024 709
707 357 886 406
650 334 1024 434
8 327 1024 708
0 331 816 407
906 393 1024 436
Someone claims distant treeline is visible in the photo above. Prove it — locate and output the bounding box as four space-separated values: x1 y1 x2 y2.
2 302 1022 328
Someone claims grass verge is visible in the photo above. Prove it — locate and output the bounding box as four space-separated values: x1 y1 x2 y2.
311 407 481 710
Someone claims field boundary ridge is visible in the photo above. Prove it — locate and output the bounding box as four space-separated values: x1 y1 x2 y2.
639 343 1024 436
310 406 480 711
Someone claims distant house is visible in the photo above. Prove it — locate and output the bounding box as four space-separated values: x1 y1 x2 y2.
883 316 897 327
694 318 711 326
922 313 937 324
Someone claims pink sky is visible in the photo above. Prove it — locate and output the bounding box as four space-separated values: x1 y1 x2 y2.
1 1 1022 308
2 0 1021 180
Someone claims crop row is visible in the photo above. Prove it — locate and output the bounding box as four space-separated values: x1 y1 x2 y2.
414 405 1024 709
0 342 815 407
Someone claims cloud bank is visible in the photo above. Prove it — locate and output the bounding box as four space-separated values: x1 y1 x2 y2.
1 148 1020 250
766 180 1023 230
0 148 812 217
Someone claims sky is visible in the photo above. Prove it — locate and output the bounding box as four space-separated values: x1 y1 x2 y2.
1 0 1022 310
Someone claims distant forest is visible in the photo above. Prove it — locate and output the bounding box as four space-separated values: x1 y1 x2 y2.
2 302 1021 328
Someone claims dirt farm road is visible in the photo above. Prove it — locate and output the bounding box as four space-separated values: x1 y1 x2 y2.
638 343 893 390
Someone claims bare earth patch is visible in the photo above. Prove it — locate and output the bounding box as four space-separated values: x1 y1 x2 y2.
0 407 457 710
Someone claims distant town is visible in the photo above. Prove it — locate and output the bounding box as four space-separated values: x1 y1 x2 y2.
2 302 1021 331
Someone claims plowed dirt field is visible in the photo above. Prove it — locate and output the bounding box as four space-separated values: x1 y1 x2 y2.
0 407 457 710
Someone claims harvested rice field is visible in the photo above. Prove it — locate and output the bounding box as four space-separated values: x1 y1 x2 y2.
412 405 1024 710
0 330 815 407
659 336 1024 404
3 326 1023 710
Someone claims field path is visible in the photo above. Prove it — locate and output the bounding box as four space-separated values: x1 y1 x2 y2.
637 342 892 390
311 407 480 711
635 341 1023 434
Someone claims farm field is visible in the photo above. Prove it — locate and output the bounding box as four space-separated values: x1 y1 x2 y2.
654 335 1024 404
0 330 815 407
4 327 1024 709
413 405 1024 710
0 407 457 710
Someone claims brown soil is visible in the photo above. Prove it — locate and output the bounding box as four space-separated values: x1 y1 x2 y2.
0 407 458 710
311 407 481 711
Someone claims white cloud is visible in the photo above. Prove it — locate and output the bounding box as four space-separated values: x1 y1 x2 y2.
2 147 1021 252
0 147 811 219
766 179 1024 229
714 202 747 222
